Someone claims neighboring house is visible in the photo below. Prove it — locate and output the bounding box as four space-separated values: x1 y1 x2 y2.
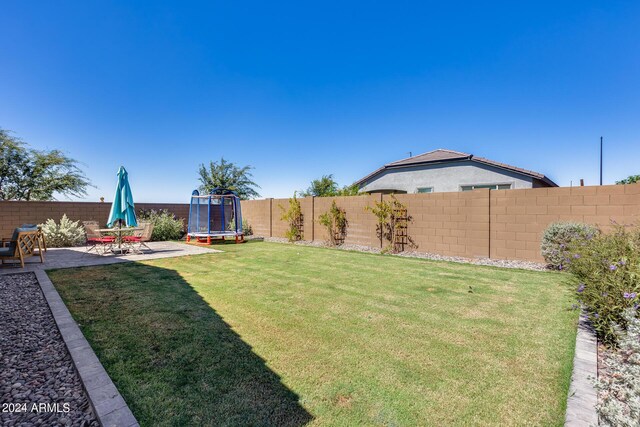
355 149 557 194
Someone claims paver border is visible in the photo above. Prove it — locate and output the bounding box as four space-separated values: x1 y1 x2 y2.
34 270 139 427
565 312 598 426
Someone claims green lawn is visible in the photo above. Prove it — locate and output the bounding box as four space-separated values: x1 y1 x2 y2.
49 241 578 426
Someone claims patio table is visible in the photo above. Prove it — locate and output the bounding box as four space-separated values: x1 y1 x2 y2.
96 227 144 254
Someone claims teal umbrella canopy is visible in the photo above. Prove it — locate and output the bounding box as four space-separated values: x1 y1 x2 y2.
107 166 138 227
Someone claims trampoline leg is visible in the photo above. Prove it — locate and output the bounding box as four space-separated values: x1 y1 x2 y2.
207 236 211 245
186 235 191 242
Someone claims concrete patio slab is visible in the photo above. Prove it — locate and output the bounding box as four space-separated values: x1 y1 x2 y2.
0 241 220 273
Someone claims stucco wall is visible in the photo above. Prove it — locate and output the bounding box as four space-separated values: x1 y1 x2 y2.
360 160 535 193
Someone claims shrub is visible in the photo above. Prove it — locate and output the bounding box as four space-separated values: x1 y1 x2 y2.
568 225 640 344
365 195 415 253
279 194 303 242
594 309 640 426
227 218 253 236
39 214 85 247
318 200 347 246
241 219 253 236
138 209 184 241
541 222 599 269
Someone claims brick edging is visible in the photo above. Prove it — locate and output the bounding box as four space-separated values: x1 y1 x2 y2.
34 270 139 427
565 312 598 426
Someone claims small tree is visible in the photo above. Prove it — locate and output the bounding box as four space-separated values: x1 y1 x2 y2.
300 174 362 197
365 195 414 253
198 157 260 200
318 200 347 246
337 183 360 196
280 193 303 242
616 175 640 185
300 175 339 197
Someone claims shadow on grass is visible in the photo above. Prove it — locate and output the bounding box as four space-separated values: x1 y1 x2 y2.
49 262 313 427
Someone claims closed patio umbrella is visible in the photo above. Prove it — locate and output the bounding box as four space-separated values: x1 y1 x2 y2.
107 166 138 228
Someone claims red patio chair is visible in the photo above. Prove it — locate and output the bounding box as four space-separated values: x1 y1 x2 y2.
83 222 115 255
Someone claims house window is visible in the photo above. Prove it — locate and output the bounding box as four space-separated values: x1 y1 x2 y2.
417 187 433 193
460 184 511 191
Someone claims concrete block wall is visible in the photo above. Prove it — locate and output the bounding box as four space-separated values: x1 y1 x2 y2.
389 190 490 258
270 198 314 240
240 199 272 237
490 185 640 262
313 195 381 247
1 184 638 262
0 201 190 238
240 184 639 262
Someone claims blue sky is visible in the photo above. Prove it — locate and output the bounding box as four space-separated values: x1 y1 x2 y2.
1 1 639 202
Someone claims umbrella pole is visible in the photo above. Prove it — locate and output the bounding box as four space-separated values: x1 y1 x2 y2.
118 219 123 253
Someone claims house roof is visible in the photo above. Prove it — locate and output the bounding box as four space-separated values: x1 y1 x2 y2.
355 149 558 187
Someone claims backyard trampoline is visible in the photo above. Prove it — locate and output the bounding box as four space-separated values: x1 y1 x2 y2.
187 188 245 244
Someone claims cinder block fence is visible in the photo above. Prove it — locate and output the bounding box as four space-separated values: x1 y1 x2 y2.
0 202 190 239
0 184 638 263
241 184 640 263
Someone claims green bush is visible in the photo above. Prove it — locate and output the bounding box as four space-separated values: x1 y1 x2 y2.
39 214 85 247
242 219 253 236
365 195 415 253
567 225 640 344
279 194 303 242
318 199 347 246
227 218 253 236
541 222 599 269
138 209 184 241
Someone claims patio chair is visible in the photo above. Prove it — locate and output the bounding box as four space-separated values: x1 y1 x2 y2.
20 224 47 253
123 222 154 253
83 222 115 255
0 228 44 268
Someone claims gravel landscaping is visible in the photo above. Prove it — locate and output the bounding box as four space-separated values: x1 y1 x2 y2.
262 237 548 271
0 273 98 427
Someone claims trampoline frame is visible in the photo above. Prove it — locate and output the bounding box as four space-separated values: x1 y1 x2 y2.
186 188 245 244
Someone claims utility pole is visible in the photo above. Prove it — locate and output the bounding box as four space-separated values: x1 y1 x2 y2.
600 136 603 185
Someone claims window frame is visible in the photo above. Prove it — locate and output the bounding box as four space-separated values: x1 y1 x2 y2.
416 187 434 194
459 183 512 191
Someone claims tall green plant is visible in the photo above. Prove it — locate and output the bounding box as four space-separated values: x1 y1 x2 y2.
365 195 414 253
280 193 303 242
318 200 347 245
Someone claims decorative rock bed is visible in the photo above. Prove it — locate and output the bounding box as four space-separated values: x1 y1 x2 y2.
0 273 98 427
261 237 549 271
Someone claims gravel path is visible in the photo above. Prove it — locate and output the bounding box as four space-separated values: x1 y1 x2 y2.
261 237 549 271
0 273 98 427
